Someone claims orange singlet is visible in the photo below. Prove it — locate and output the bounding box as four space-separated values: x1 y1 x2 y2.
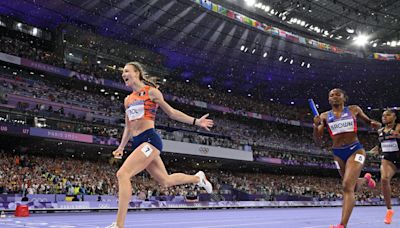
124 85 158 121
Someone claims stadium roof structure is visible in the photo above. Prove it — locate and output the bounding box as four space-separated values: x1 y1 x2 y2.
0 0 399 107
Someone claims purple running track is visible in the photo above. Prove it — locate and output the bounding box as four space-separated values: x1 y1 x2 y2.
0 206 396 228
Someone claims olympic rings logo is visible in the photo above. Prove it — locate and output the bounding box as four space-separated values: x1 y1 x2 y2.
198 147 209 154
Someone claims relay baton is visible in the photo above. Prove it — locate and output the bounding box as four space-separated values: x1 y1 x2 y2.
308 99 319 117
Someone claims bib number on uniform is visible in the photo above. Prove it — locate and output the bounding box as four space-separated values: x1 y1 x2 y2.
354 154 365 164
381 140 399 153
126 102 144 121
328 118 355 136
141 144 153 157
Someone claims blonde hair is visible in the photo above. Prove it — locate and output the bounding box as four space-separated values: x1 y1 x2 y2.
125 62 159 88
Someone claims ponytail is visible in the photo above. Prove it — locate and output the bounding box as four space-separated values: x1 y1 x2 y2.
125 61 159 88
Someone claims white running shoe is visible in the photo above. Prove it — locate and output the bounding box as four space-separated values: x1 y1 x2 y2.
105 222 119 228
195 171 213 193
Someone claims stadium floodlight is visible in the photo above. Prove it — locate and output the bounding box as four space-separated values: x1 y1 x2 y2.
240 45 245 51
372 43 377 47
32 28 38 36
390 41 397 47
244 0 256 7
345 27 355 34
353 34 369 46
279 56 283 61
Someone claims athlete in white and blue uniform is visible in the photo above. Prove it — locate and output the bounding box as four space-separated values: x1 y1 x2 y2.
313 88 381 228
326 106 363 162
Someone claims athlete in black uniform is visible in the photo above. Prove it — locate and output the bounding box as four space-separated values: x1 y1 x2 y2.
371 109 400 224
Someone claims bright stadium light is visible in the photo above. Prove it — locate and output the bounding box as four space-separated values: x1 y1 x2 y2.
245 0 256 7
354 34 369 46
346 27 355 34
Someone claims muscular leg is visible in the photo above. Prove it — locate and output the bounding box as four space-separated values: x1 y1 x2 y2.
340 150 366 227
115 143 160 228
381 159 397 209
146 155 199 187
